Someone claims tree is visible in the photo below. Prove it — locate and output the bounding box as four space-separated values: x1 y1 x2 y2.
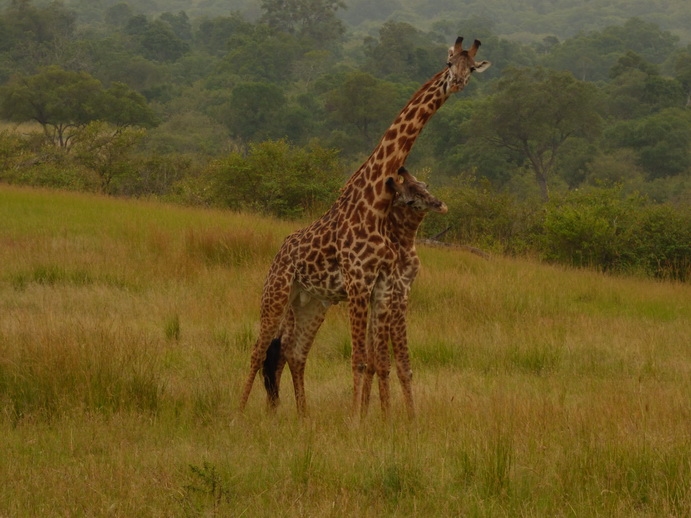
541 18 679 82
99 81 158 128
605 51 686 119
260 0 346 44
140 20 190 62
195 13 254 55
0 67 156 148
2 0 76 46
222 82 287 143
123 13 190 63
104 3 133 28
363 21 444 82
217 27 301 83
672 50 691 106
324 71 402 143
0 0 80 75
603 108 691 180
159 11 192 42
71 121 145 193
471 68 602 201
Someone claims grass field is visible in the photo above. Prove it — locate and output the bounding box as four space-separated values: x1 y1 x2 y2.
0 185 689 517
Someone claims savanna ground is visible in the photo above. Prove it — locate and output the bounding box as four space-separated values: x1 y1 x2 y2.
0 185 689 517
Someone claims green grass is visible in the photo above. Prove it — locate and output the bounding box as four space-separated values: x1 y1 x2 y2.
0 184 689 516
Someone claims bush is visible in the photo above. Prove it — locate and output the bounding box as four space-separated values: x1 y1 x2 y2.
209 139 344 218
422 178 543 254
541 187 690 280
633 204 691 281
0 133 100 191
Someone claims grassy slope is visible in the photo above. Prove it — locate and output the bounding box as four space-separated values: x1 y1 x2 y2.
0 185 689 516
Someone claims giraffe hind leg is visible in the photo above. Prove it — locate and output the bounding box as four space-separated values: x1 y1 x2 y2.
285 299 328 417
239 267 294 412
239 322 284 412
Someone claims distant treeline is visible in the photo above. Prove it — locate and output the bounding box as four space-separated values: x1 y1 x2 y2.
0 0 689 279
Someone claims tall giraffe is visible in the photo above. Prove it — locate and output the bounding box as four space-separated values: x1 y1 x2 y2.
239 37 490 417
264 168 446 418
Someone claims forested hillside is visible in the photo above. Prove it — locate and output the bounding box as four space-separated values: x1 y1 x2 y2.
0 0 689 279
8 0 688 42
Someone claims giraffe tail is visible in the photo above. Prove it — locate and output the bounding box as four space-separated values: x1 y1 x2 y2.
262 337 282 405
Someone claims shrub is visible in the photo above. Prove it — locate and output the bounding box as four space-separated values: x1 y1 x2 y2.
422 178 543 254
541 187 691 280
542 188 643 271
209 139 344 218
633 204 691 281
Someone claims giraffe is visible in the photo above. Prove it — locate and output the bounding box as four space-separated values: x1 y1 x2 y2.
361 171 441 418
239 37 490 417
263 168 446 418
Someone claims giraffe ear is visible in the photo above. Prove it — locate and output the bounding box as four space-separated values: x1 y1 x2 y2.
386 176 404 195
472 60 492 73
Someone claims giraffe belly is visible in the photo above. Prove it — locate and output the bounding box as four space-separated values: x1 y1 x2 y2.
294 270 346 305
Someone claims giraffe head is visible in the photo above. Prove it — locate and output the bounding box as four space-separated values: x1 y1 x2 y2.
446 37 491 93
387 167 448 214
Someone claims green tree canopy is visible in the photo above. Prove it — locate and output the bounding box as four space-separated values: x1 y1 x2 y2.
260 0 346 44
603 108 691 179
470 68 602 200
222 81 287 143
363 21 444 82
324 71 403 143
0 66 156 147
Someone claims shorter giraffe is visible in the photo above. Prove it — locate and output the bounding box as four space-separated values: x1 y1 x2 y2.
361 171 445 418
263 168 447 417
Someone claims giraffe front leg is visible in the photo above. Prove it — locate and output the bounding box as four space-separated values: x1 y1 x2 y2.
390 298 415 419
372 272 396 418
361 310 378 417
362 302 394 418
347 292 370 420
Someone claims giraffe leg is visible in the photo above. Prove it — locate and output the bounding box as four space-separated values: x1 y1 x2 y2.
263 311 295 410
239 324 283 412
369 274 396 418
362 303 393 418
392 321 415 419
390 295 415 419
239 265 294 412
373 341 392 419
285 298 328 418
347 291 370 420
361 314 377 417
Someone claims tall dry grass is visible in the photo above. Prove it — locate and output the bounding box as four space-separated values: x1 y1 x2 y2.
0 185 689 516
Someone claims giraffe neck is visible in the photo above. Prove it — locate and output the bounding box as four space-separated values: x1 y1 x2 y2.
340 68 456 209
389 207 427 248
